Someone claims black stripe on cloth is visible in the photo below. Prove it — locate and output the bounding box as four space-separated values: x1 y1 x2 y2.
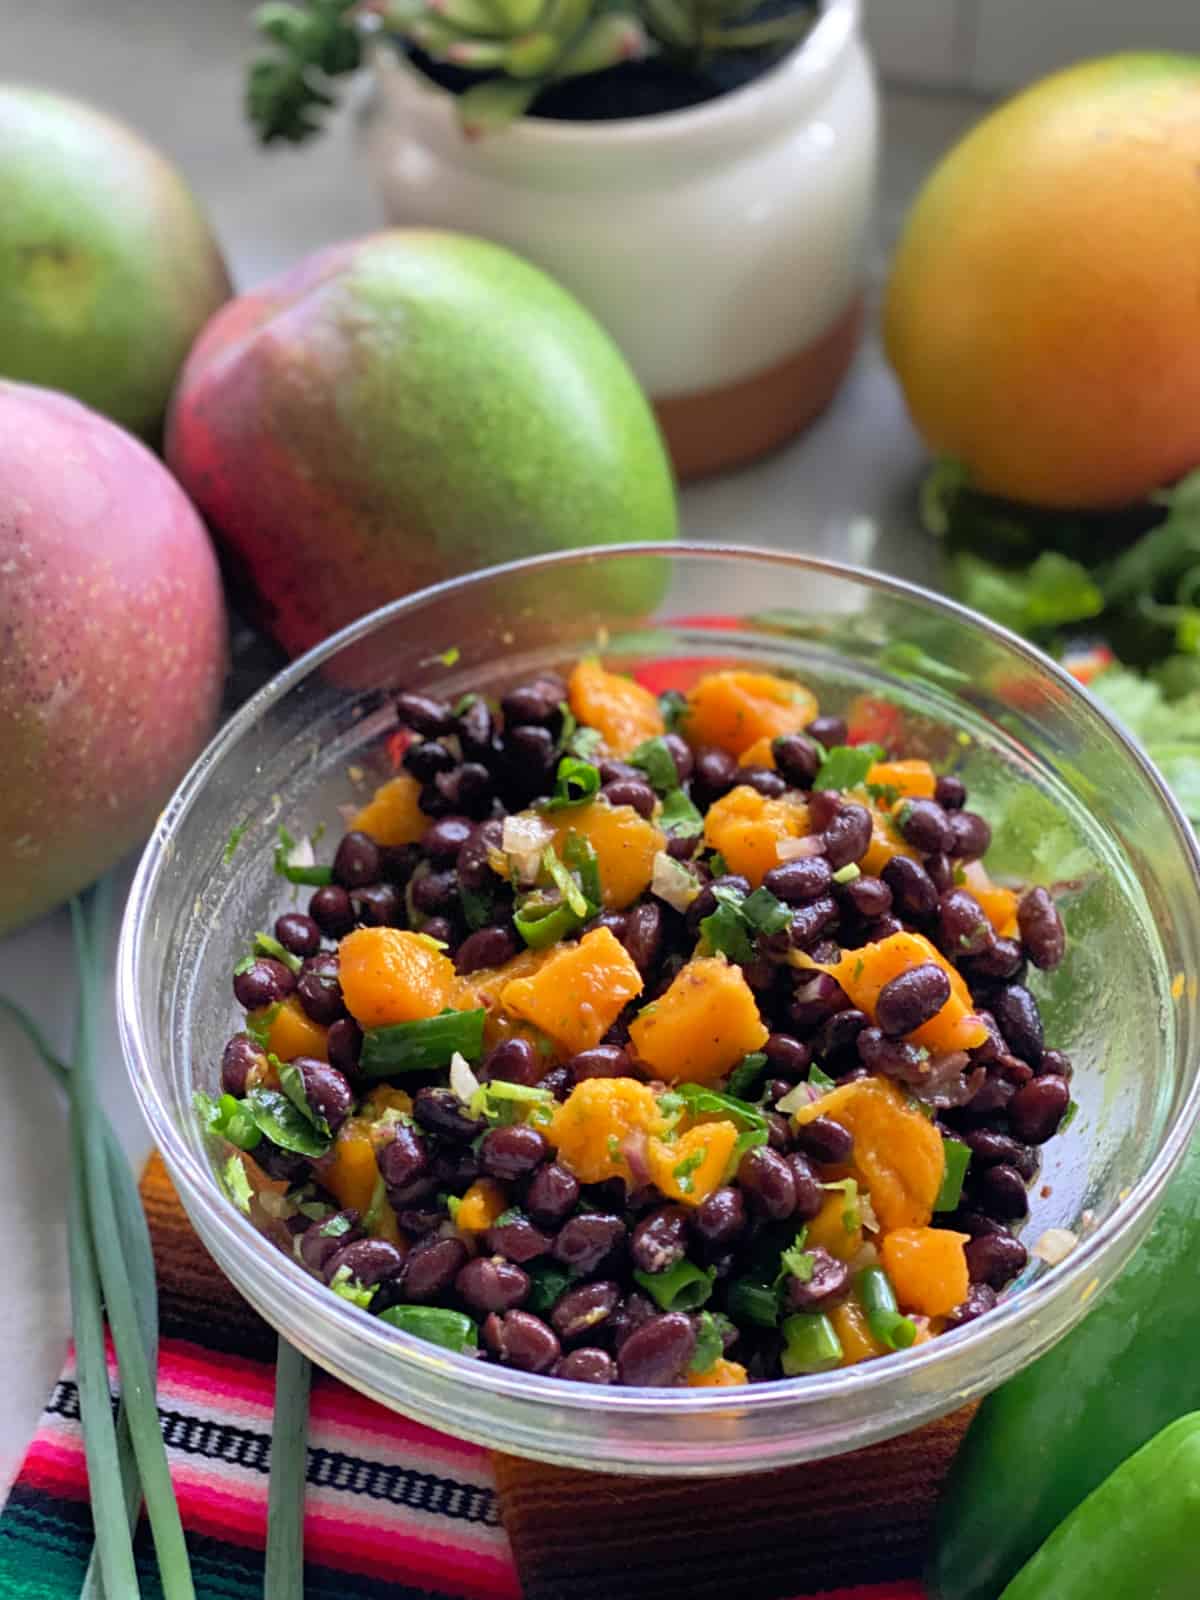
44 1381 501 1526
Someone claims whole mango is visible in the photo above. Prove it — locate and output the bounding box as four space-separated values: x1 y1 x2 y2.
166 230 677 657
884 53 1200 509
0 84 230 438
0 381 227 935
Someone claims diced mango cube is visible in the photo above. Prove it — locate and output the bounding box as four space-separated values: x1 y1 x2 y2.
500 927 643 1056
339 927 456 1029
684 670 818 755
257 994 328 1062
794 1076 945 1232
629 956 768 1084
881 1226 971 1319
567 658 664 757
350 774 427 847
547 1078 666 1184
703 785 811 887
646 1121 740 1206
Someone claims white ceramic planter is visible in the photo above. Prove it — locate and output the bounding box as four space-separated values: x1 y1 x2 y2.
360 0 879 477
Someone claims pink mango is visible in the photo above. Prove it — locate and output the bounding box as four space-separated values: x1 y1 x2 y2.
0 381 227 933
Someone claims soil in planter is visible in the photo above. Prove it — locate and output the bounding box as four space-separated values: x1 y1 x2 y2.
408 0 818 122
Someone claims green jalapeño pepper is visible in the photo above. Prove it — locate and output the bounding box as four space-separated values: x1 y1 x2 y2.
929 1134 1200 1600
999 1414 1200 1600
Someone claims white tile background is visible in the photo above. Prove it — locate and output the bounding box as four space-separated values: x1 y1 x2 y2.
864 0 1199 92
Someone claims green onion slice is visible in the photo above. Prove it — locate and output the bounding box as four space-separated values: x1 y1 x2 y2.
379 1306 479 1353
781 1312 844 1375
633 1259 715 1312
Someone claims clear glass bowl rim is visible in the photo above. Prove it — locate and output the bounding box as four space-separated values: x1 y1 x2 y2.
117 541 1200 1422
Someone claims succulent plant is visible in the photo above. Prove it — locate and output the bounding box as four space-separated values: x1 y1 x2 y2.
247 0 815 139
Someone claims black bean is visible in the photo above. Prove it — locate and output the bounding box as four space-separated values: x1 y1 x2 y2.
409 867 457 917
939 889 995 958
417 779 454 818
857 1026 931 1083
484 1309 561 1373
814 1007 868 1062
419 916 456 948
552 1214 626 1276
404 738 457 781
403 1235 470 1301
351 883 403 927
964 1128 1037 1179
421 815 473 862
807 790 841 832
666 832 700 861
994 1052 1034 1087
273 912 321 959
376 1124 430 1190
538 1066 572 1101
430 1146 480 1191
395 1208 444 1236
948 810 992 861
967 1073 1016 1115
934 774 966 810
479 1125 549 1181
782 1245 850 1312
413 1086 485 1142
309 884 356 938
436 762 494 819
396 691 454 736
1018 887 1066 971
925 852 955 895
1037 1048 1073 1082
291 1058 353 1134
567 1044 632 1083
221 1034 263 1097
254 1139 310 1182
764 856 833 905
524 1162 580 1227
296 953 345 1025
599 759 642 785
763 1032 812 1079
300 1211 364 1275
479 1037 541 1088
1009 1074 1071 1145
945 1283 997 1327
617 1312 696 1386
772 733 820 789
556 1347 616 1384
456 696 496 759
822 803 873 870
502 680 562 727
233 958 295 1011
325 1236 406 1287
685 874 752 937
607 1291 657 1351
896 798 954 854
455 1256 530 1314
785 1152 825 1220
876 963 951 1037
630 1206 689 1274
455 925 519 975
601 778 657 818
501 725 557 799
765 1111 791 1151
862 913 904 942
793 1115 854 1165
333 831 381 889
840 874 892 920
738 1146 797 1220
992 983 1044 1064
689 1186 747 1251
789 971 850 1029
882 856 939 919
551 1280 622 1341
965 1232 1028 1289
788 896 840 952
740 765 787 798
961 937 1026 983
806 714 847 746
692 746 739 804
975 1162 1029 1221
661 733 693 784
456 819 503 891
486 1217 553 1263
619 903 663 977
380 843 420 883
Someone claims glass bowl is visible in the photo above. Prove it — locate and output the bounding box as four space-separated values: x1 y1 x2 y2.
117 545 1200 1476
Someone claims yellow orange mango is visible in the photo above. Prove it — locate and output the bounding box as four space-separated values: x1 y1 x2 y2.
684 670 818 755
338 926 456 1029
500 926 643 1056
812 930 988 1054
646 1121 740 1207
794 1076 945 1231
881 1226 971 1319
567 658 663 756
549 801 662 910
350 774 427 846
703 784 811 887
548 1077 665 1185
629 956 768 1084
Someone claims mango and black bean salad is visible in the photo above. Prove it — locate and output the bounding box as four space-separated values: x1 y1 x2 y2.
199 660 1071 1387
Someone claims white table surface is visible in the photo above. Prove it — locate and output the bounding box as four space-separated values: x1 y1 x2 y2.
0 0 986 1499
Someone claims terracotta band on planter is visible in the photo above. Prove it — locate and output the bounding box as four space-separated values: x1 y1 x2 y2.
654 291 865 481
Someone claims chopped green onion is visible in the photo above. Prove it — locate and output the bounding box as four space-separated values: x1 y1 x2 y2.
329 1267 377 1309
254 931 302 974
832 863 861 885
633 1258 715 1312
562 831 602 908
857 1266 918 1351
658 787 704 838
808 1063 836 1092
543 845 588 918
514 896 583 950
245 1003 280 1051
727 1277 780 1328
823 1177 862 1234
689 1310 725 1374
469 1079 554 1126
813 743 884 793
565 723 604 760
934 1136 972 1212
525 1262 573 1316
379 1306 479 1353
274 826 334 886
629 736 680 793
672 1083 768 1133
194 1090 263 1152
244 1087 332 1158
265 1338 310 1600
359 1008 486 1076
1060 1098 1080 1132
658 689 688 732
726 1052 769 1100
781 1312 844 1374
540 754 601 811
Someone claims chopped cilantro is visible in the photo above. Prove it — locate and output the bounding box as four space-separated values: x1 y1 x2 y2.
865 782 901 806
630 736 681 793
329 1266 377 1310
1060 1099 1080 1133
607 1134 622 1165
727 1052 769 1100
808 1063 836 1092
822 1178 861 1233
222 1153 255 1213
689 1310 725 1374
672 1147 707 1195
224 822 247 864
658 689 689 733
658 787 704 838
813 743 885 793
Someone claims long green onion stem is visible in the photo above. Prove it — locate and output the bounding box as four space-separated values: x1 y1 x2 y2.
265 1338 311 1599
857 1266 918 1352
780 1312 844 1375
